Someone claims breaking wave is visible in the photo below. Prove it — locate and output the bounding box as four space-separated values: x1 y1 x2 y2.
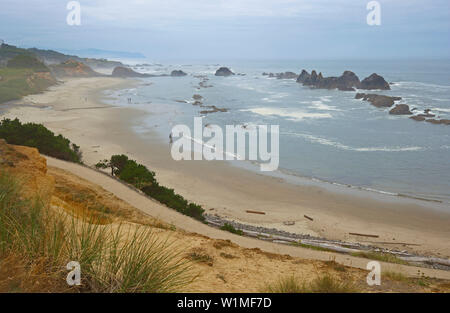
242 107 332 121
282 132 425 152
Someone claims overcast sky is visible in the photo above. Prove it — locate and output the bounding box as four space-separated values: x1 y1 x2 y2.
1 0 449 60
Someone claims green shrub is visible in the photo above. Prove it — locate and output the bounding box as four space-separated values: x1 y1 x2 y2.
141 183 205 221
97 155 205 222
119 160 156 189
0 118 82 163
220 223 243 235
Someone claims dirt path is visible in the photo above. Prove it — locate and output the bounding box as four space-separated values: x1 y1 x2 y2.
46 156 450 280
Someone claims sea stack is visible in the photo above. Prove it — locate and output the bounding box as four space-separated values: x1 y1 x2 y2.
297 69 361 91
296 69 310 83
171 70 187 77
389 104 412 115
360 73 390 90
215 67 234 77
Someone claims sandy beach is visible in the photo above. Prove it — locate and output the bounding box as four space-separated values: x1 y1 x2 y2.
2 77 450 258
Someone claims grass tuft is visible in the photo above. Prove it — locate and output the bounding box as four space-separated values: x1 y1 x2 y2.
0 171 195 292
264 274 357 293
186 249 214 266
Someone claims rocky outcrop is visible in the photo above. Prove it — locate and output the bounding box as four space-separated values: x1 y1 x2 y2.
335 71 361 91
111 66 151 78
296 70 389 91
215 67 234 77
355 93 401 107
410 115 426 122
360 73 390 90
302 70 320 86
200 105 228 115
409 110 449 125
297 70 361 91
296 70 310 83
171 70 187 77
425 119 450 125
389 104 412 115
417 109 435 118
264 72 298 79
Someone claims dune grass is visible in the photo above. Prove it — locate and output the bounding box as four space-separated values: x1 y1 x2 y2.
384 271 409 282
0 171 195 292
350 251 408 265
264 274 357 293
264 276 304 293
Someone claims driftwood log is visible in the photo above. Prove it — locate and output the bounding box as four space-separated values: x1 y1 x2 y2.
304 215 314 221
349 232 379 238
246 210 266 215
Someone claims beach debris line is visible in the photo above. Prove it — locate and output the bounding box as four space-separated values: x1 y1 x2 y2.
204 214 450 271
349 232 379 238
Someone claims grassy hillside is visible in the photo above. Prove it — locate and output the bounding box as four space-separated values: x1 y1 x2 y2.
6 54 50 72
0 54 56 103
1 43 122 68
0 43 31 66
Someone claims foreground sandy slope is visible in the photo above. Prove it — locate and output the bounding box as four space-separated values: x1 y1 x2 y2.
46 156 450 283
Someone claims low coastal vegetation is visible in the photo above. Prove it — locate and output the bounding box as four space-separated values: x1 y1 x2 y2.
220 223 244 235
0 54 56 103
350 251 408 265
96 155 205 222
264 274 357 293
0 118 82 163
0 171 194 292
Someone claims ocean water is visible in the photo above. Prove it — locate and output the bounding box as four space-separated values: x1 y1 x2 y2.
106 59 450 205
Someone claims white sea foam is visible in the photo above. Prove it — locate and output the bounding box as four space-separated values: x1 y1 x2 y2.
242 108 332 121
392 81 450 90
433 108 450 113
432 98 450 102
261 97 278 103
282 132 424 152
320 96 332 102
308 101 341 111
